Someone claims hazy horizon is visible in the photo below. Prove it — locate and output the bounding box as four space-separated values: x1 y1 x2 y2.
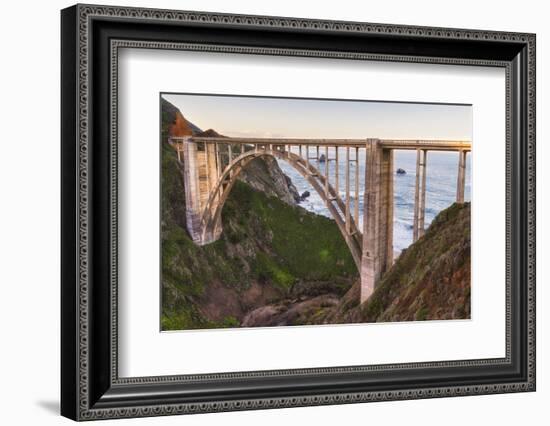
162 93 472 141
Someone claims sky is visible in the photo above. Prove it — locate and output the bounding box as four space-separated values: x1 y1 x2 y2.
162 93 472 141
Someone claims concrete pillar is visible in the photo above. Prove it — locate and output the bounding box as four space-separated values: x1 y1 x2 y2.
418 150 427 238
385 150 394 268
316 145 320 170
354 147 360 227
456 150 467 204
324 146 329 196
360 139 394 303
345 147 351 234
214 143 220 175
413 149 427 242
205 143 220 237
182 137 203 244
413 149 420 242
335 147 339 195
181 139 223 245
205 143 219 193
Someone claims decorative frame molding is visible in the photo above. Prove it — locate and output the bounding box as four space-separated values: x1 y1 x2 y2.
61 4 536 421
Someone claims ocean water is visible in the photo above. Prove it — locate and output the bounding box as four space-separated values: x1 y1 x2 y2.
277 148 471 252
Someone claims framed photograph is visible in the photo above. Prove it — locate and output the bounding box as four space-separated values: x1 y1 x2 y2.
61 4 536 421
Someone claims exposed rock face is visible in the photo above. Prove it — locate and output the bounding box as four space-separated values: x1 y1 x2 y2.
164 103 202 137
241 277 351 327
195 128 222 137
299 191 311 202
242 294 340 327
239 157 301 205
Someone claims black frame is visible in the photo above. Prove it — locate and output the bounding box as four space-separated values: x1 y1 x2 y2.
61 4 536 421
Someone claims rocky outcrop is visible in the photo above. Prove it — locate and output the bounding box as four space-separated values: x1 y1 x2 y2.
239 157 301 205
163 101 202 137
241 277 351 327
195 128 223 137
242 294 340 327
299 191 311 202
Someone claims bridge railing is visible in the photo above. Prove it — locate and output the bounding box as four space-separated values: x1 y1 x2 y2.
170 136 471 151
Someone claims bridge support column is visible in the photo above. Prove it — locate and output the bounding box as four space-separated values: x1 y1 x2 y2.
182 137 203 243
456 150 467 204
360 139 394 303
182 138 222 245
413 149 428 242
205 143 223 241
205 143 219 198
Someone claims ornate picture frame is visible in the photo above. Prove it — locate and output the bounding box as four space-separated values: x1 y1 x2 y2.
61 4 535 421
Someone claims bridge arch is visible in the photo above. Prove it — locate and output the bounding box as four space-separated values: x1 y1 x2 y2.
200 147 363 270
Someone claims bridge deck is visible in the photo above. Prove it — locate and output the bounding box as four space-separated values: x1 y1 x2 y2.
170 137 472 151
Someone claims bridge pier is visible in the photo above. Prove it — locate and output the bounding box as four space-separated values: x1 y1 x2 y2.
456 150 467 204
413 149 428 242
181 137 222 245
360 139 394 303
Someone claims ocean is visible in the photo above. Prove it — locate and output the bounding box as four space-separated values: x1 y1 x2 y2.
277 148 471 252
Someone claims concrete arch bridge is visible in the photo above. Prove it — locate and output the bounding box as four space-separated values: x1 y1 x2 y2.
169 136 471 303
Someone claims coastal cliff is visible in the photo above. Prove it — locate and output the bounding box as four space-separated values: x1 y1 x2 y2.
363 202 470 321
